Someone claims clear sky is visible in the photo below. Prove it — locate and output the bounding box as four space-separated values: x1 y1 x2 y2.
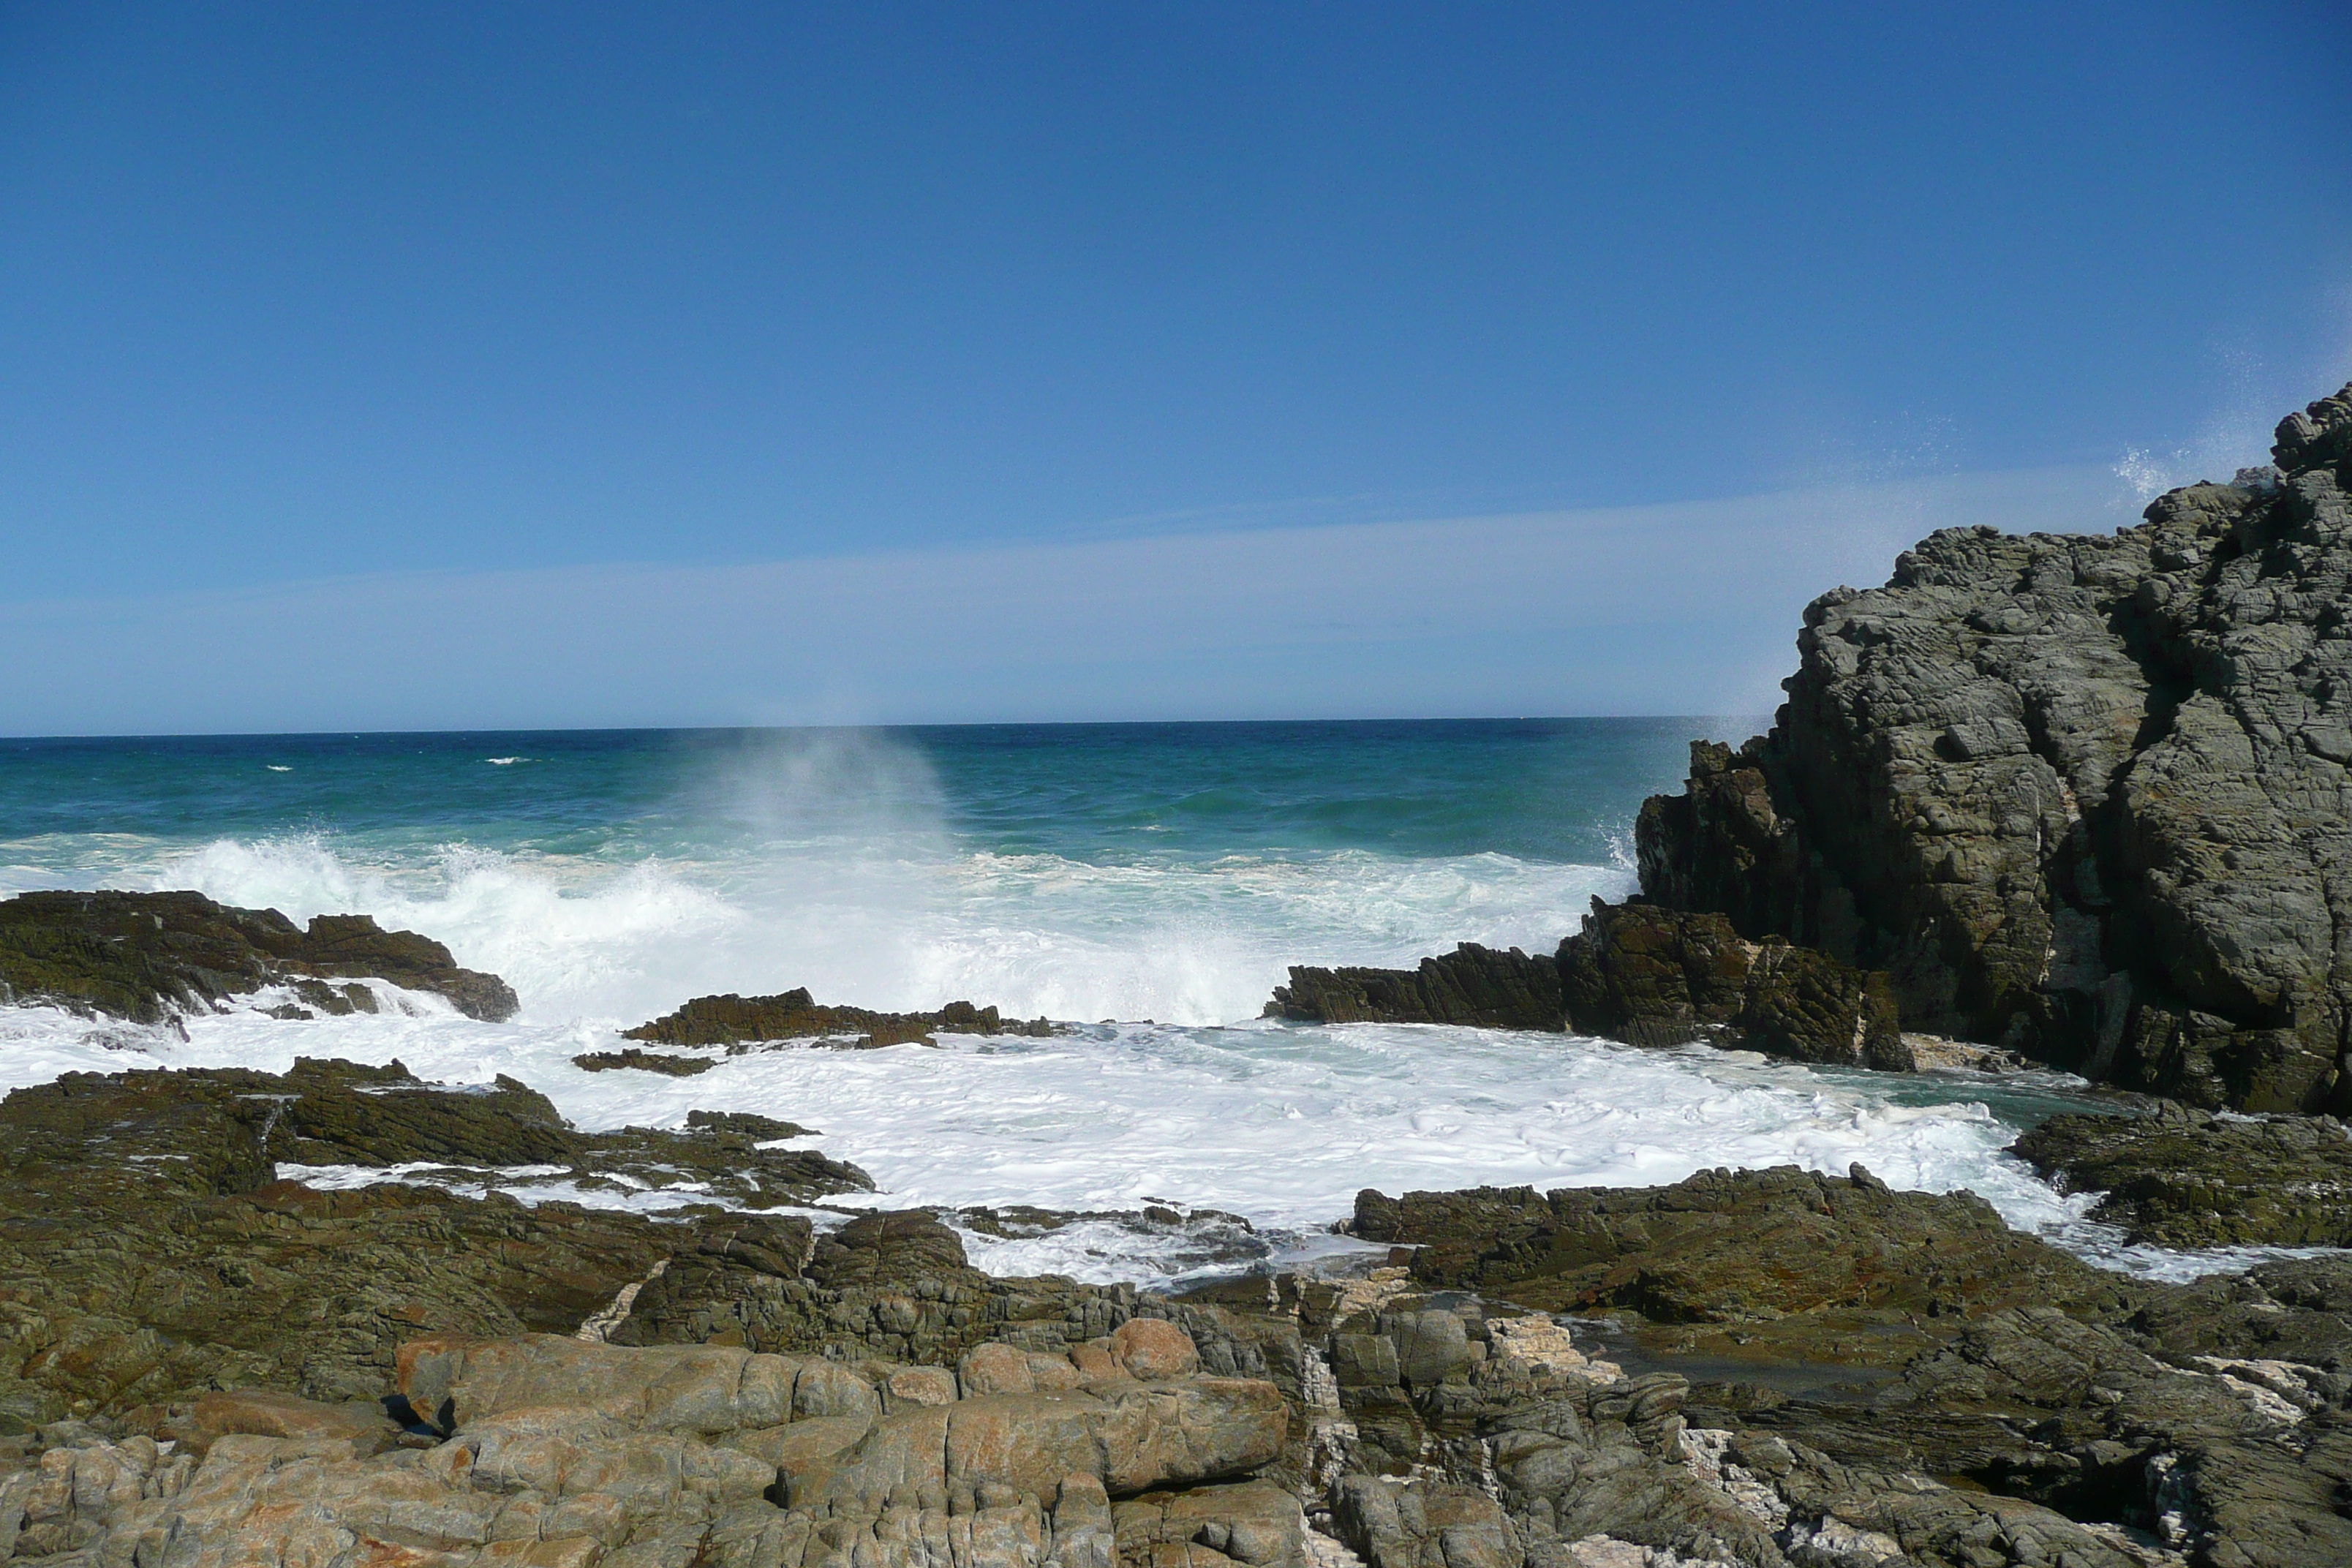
4 2 2349 732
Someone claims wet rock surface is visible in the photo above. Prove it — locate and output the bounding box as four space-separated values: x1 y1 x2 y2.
1555 901 1907 1069
0 888 521 1022
2012 1102 2352 1248
626 987 1058 1049
1264 944 1565 1030
572 1046 718 1076
1264 907 1907 1071
1637 386 2352 1113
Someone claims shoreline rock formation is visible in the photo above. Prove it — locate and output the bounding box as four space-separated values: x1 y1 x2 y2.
1265 902 1909 1070
17 1138 2350 1566
0 1058 868 1428
2012 1102 2352 1247
625 987 1057 1052
1271 385 2352 1121
1344 1169 2352 1567
0 888 520 1022
0 1046 2342 1562
1638 385 2352 1112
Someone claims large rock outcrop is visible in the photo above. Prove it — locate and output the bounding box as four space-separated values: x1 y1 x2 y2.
1637 385 2352 1112
0 889 519 1022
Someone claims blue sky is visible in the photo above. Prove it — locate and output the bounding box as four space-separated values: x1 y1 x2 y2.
3 2 2349 731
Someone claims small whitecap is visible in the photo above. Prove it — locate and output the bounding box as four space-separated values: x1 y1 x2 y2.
484 757 528 766
265 765 292 772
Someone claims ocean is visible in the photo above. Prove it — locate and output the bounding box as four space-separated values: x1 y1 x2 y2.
0 720 2278 1284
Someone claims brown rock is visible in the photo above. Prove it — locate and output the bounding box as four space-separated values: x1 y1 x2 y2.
625 986 1055 1049
887 1365 962 1408
0 888 520 1022
1115 1480 1305 1568
1112 1319 1204 1381
399 1333 802 1435
174 1389 402 1457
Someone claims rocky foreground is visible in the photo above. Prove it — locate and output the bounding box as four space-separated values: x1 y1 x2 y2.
0 1052 2339 1565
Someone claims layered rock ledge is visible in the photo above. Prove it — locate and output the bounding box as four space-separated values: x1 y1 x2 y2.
1 1322 1292 1568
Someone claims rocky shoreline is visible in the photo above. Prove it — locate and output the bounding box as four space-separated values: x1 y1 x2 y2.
4 385 2352 1564
1 1051 2344 1567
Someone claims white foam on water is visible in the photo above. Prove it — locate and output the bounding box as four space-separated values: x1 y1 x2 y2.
10 829 1617 1032
0 985 2299 1286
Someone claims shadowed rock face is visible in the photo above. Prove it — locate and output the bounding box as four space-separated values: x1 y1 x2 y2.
625 987 1056 1049
1556 900 1908 1068
1637 385 2352 1112
1263 943 1564 1030
0 888 521 1022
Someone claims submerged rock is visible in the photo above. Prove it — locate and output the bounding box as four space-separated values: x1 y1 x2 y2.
0 887 520 1022
1636 385 2352 1112
626 986 1058 1049
2012 1102 2352 1247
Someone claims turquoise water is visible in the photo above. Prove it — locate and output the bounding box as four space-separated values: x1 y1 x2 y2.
0 720 1733 1027
0 719 1724 873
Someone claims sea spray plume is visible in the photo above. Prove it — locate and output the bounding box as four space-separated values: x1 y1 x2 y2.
2111 342 2351 505
683 725 954 861
644 726 965 1014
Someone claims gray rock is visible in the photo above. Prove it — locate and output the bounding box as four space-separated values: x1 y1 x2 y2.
1637 383 2352 1112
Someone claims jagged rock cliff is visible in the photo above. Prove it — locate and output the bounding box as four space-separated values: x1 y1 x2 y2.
1639 384 2352 1112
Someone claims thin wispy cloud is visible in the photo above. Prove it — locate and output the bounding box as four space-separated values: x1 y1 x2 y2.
1 466 2125 736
